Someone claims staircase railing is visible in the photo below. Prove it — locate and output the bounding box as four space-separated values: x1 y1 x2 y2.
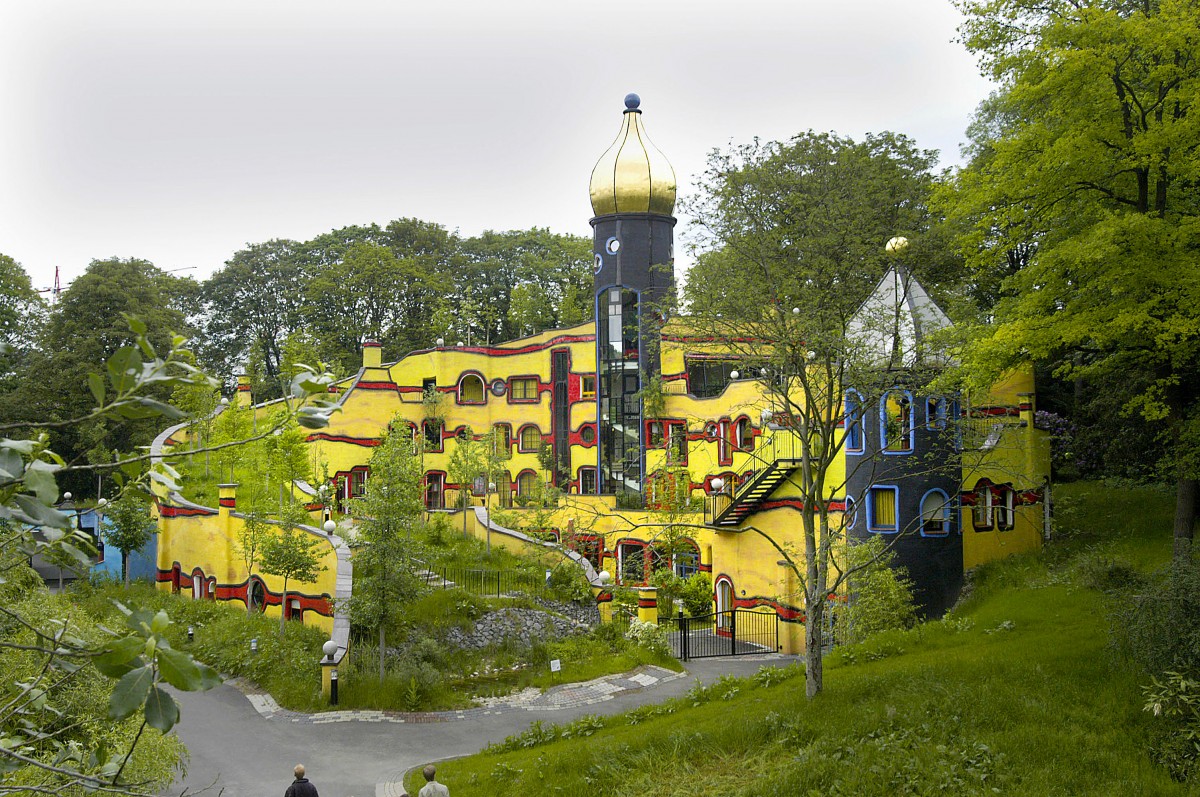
706 428 807 527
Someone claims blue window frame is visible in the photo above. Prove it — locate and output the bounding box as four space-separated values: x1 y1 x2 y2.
867 485 900 534
881 389 914 454
919 489 952 537
926 396 948 430
845 390 864 453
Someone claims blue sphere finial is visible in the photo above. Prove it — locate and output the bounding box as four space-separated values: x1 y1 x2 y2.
624 93 641 110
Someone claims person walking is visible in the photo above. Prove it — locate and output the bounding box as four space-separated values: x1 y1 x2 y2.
285 764 319 797
417 764 449 797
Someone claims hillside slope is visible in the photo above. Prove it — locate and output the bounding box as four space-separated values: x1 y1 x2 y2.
411 483 1190 796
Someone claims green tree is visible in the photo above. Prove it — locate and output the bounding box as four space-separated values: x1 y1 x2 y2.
833 536 917 645
236 512 272 614
946 0 1200 560
305 241 435 372
258 509 327 635
0 323 226 793
447 426 491 537
263 421 312 511
683 130 958 698
103 493 157 586
20 259 191 498
347 414 426 683
457 228 593 342
199 240 309 398
0 254 46 420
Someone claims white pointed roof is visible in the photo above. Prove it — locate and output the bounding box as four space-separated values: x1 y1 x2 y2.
847 266 952 368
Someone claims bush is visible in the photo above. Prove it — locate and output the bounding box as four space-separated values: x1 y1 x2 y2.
833 537 917 645
624 618 669 656
1143 671 1200 783
1115 558 1200 676
650 570 712 617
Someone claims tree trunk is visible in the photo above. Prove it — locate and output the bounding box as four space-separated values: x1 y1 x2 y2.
279 578 289 634
123 552 129 587
1174 477 1196 562
805 597 824 698
379 624 386 685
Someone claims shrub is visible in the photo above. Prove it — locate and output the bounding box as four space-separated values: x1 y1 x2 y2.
1115 558 1200 676
624 618 669 656
650 571 713 617
1143 671 1200 783
834 537 917 645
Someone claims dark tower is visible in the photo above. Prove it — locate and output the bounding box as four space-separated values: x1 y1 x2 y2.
588 94 677 504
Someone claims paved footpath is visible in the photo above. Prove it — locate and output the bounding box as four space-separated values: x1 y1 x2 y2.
165 654 797 797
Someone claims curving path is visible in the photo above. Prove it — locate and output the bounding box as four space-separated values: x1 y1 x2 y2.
164 654 797 797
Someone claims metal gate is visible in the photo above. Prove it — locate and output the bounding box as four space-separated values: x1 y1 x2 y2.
660 608 779 660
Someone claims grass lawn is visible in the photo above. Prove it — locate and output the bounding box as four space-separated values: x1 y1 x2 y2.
408 481 1191 796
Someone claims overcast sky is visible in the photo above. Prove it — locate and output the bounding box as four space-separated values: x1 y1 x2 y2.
0 0 993 295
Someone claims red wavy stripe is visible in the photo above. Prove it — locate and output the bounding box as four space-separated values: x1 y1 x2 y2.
304 433 381 447
158 505 217 518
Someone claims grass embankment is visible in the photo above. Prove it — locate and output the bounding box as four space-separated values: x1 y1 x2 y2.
410 482 1189 796
72 523 674 713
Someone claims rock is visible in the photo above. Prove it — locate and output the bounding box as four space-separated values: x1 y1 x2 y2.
443 607 590 651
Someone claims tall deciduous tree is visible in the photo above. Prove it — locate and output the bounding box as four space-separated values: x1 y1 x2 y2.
258 508 327 634
103 493 157 586
200 240 308 397
347 414 426 683
0 254 47 423
946 0 1200 560
22 258 191 497
684 131 958 698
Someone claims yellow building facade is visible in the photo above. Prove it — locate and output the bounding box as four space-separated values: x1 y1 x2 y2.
152 95 1050 655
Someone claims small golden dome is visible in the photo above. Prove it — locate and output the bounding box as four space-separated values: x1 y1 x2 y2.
589 94 677 217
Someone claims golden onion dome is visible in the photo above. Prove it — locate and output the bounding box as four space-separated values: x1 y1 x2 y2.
589 93 677 217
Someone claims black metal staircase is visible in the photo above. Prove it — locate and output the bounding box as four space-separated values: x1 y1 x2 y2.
709 459 800 527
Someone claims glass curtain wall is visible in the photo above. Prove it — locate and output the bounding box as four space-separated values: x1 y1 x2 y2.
599 287 642 503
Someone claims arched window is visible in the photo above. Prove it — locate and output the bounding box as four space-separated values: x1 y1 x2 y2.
972 480 994 530
672 539 700 578
881 389 914 453
516 470 538 498
843 496 858 531
920 489 952 536
578 467 597 495
458 373 485 404
926 395 948 430
996 487 1015 531
735 417 754 451
248 577 267 613
715 577 734 629
493 470 513 508
617 540 648 585
492 424 512 459
425 472 445 509
518 425 543 453
845 390 864 453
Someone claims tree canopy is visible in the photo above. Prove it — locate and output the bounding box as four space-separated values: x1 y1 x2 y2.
945 0 1200 558
682 129 958 697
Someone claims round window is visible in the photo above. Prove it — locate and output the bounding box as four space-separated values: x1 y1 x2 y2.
605 236 621 254
249 580 266 613
581 425 596 444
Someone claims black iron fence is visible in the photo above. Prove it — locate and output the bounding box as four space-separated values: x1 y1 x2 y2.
660 608 779 660
430 565 549 598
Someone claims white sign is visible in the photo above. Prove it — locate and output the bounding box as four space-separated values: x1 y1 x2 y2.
550 659 561 672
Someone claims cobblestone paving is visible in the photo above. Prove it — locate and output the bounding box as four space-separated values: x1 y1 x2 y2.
226 664 688 724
